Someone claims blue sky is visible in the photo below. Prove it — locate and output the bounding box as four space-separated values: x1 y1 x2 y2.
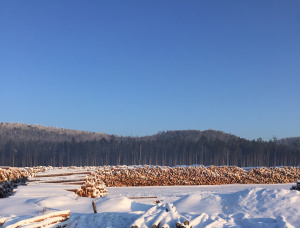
1 0 299 140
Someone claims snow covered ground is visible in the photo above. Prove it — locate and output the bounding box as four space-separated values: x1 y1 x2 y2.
0 167 299 228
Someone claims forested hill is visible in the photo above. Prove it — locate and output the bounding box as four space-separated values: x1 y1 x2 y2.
0 122 299 167
0 123 237 143
0 122 109 143
278 137 300 147
140 130 238 142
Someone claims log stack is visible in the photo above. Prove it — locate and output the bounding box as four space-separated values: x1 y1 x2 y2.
0 167 35 198
75 172 108 198
94 166 300 187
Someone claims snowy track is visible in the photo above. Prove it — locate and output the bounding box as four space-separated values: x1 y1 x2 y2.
0 167 299 227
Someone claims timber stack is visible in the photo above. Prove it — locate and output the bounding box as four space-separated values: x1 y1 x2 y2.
0 167 34 198
96 166 300 187
75 172 108 198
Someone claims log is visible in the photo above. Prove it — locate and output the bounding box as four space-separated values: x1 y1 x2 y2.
5 210 70 228
35 171 91 178
17 216 68 228
92 200 97 213
151 210 168 228
0 217 6 226
128 196 158 199
66 189 78 193
184 219 190 225
41 178 86 183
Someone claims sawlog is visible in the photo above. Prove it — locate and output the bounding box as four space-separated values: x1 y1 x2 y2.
151 209 168 228
35 171 91 178
92 200 97 213
5 210 70 228
0 217 6 226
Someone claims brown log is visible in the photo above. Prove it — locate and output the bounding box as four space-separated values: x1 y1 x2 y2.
92 200 97 213
6 210 70 228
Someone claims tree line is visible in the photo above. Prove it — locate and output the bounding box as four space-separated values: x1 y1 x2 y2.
0 136 299 167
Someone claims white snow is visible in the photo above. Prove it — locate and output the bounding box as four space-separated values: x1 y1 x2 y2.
0 167 299 228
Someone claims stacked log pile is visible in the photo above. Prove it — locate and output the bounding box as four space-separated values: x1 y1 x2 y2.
25 166 49 176
95 166 300 187
75 172 108 198
244 167 300 184
0 167 35 198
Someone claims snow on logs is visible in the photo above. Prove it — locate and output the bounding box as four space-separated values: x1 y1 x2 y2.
130 203 190 228
2 210 70 228
75 172 108 198
0 167 35 198
96 166 300 187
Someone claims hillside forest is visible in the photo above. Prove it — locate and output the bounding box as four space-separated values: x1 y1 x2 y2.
0 123 299 167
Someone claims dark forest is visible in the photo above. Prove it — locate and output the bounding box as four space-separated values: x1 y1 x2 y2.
1 136 299 167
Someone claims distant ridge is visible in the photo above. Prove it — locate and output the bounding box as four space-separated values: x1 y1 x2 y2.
0 122 299 167
0 122 109 143
0 122 298 145
0 122 240 144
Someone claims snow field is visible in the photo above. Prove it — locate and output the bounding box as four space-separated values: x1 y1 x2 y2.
0 167 299 227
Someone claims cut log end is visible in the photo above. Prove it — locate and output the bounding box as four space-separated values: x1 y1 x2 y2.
184 219 190 225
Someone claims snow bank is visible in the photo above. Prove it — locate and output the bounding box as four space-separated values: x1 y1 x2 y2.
174 193 222 215
95 196 151 213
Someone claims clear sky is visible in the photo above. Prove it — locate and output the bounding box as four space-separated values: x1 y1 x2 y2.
1 0 299 140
